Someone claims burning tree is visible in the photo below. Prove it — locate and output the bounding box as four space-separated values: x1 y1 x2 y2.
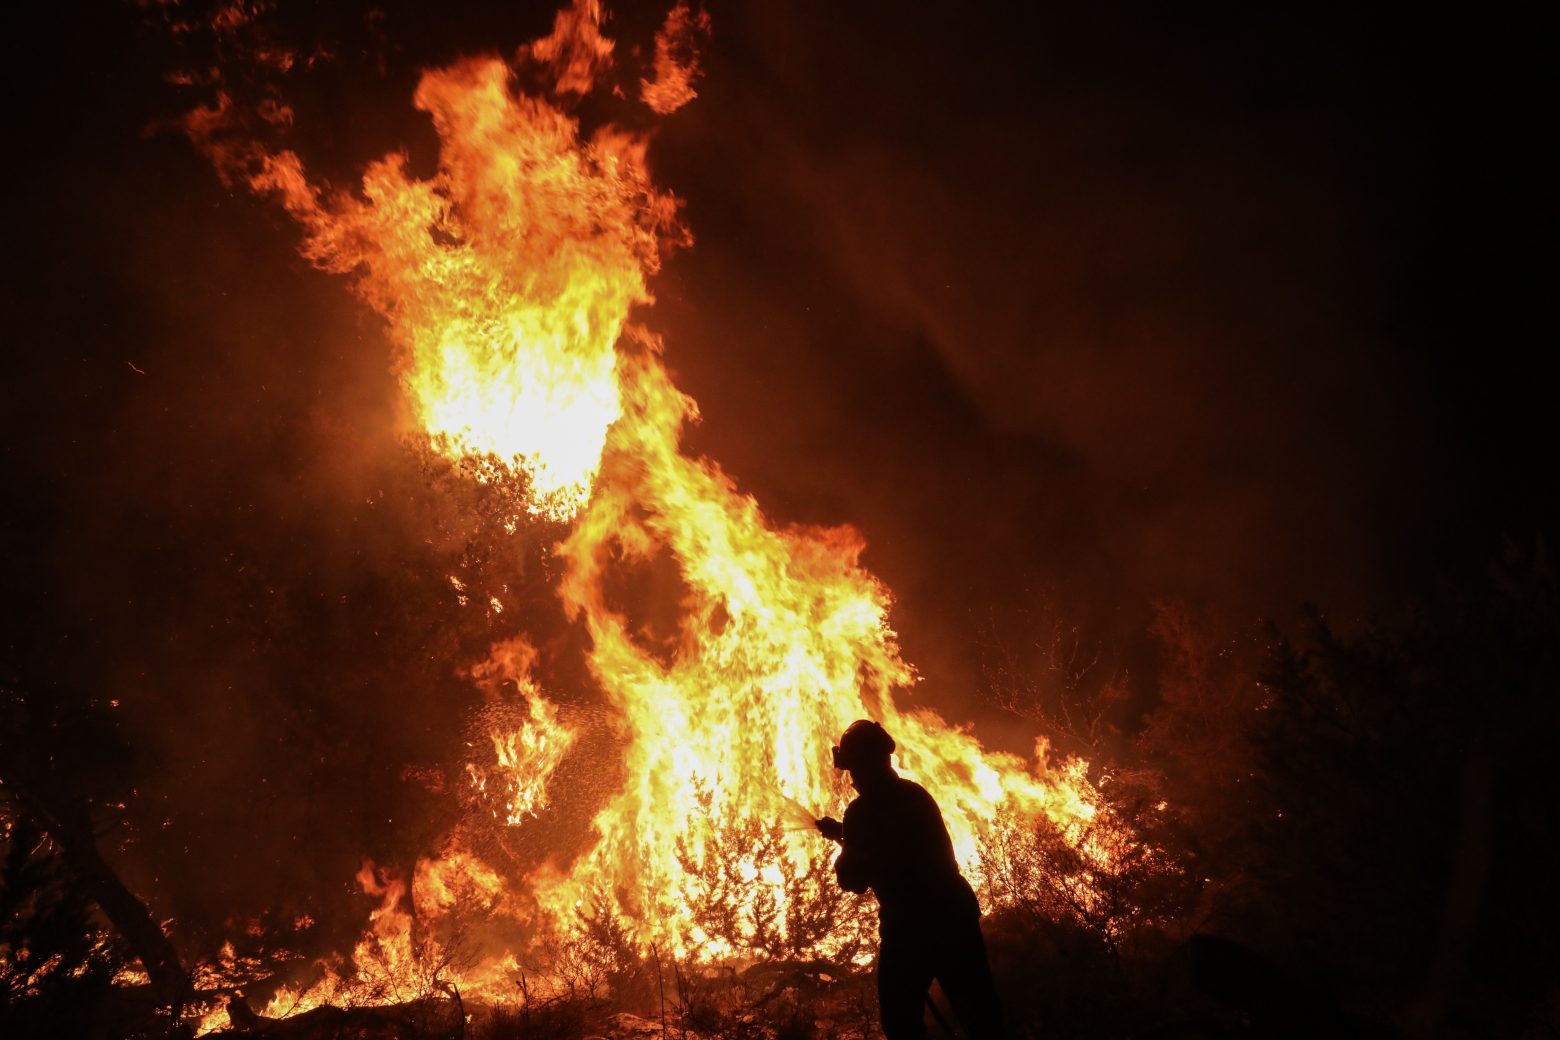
165 4 1119 1027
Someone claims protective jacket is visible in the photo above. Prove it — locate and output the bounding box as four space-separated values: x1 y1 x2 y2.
833 774 1003 1039
835 776 970 937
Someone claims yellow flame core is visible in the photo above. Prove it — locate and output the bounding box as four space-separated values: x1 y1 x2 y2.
207 2 1112 1020
251 57 678 519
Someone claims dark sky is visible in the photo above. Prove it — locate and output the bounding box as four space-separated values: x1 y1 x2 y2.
2 0 1549 945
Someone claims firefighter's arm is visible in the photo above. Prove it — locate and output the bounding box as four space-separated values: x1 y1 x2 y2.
833 850 871 894
832 810 872 893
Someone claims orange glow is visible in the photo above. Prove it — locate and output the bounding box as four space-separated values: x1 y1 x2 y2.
188 1 1116 1024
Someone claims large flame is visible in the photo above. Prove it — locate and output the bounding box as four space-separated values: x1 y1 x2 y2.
239 51 678 519
187 0 1109 1024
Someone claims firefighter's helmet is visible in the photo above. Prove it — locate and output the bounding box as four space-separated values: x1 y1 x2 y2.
831 719 896 771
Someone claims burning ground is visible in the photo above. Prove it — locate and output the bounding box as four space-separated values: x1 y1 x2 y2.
2 2 1555 1039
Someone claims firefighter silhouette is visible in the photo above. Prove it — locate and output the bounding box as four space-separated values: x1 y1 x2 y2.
816 720 1004 1039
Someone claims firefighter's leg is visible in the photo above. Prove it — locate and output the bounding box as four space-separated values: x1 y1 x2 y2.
936 915 1004 1039
877 938 936 1040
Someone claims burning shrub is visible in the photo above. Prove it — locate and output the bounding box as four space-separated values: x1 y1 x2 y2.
979 788 1194 954
531 888 646 1005
666 957 880 1040
673 785 874 963
479 998 588 1040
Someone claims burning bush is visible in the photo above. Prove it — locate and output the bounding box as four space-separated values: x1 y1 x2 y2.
673 785 875 964
979 791 1194 955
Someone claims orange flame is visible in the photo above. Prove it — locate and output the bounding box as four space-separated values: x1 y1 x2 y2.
231 53 681 519
466 638 577 824
641 3 710 115
522 0 616 98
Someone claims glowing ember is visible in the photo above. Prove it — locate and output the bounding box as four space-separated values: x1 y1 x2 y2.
185 0 1114 1021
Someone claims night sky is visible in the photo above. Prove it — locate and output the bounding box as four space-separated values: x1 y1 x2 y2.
3 0 1549 949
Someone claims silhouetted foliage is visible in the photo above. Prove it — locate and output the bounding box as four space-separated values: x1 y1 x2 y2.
975 543 1560 1038
981 790 1196 954
1229 544 1560 1035
0 808 138 1039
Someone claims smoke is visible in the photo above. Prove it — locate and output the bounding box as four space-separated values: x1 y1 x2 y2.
636 3 1480 694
